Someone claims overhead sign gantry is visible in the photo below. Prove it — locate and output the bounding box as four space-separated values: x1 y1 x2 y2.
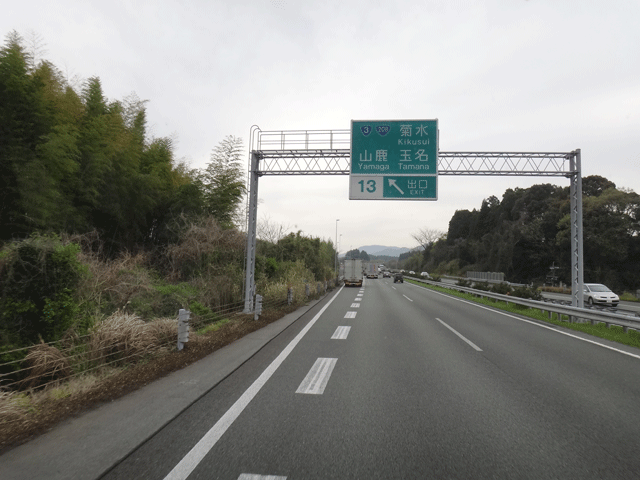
244 124 583 316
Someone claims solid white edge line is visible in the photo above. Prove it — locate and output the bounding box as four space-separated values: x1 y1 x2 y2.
436 318 483 351
163 285 345 480
406 282 640 361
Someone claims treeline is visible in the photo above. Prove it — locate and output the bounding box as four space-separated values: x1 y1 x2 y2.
344 248 370 261
0 31 338 353
416 176 640 291
0 31 245 255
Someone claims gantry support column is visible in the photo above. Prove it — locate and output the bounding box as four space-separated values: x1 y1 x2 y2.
243 152 260 313
569 149 584 312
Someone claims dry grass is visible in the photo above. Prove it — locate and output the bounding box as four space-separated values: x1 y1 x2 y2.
0 390 24 423
19 344 72 389
88 311 176 366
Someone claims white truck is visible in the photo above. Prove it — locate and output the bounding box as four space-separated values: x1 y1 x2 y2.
343 259 363 287
364 262 379 279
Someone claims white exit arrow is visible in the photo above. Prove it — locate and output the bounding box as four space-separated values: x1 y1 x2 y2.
388 179 404 194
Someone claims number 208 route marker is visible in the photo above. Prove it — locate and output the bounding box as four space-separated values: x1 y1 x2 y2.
349 119 438 200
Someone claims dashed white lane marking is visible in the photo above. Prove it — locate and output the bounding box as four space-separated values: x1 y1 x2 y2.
391 286 396 290
436 318 483 351
357 293 363 297
403 295 413 302
331 326 351 339
345 311 357 318
296 358 338 394
351 303 360 308
238 475 287 480
163 286 344 480
354 298 361 302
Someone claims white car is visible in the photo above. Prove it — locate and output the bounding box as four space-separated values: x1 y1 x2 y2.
420 272 430 279
583 283 619 307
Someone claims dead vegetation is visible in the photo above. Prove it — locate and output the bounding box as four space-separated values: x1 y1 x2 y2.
19 344 72 390
166 216 245 280
88 311 176 366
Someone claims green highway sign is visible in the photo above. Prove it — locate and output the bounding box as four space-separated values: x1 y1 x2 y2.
349 175 437 201
350 119 438 175
349 119 438 201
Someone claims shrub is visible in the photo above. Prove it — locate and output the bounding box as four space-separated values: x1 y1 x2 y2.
491 282 513 295
473 281 491 292
189 301 221 325
456 278 471 287
0 235 85 346
511 285 542 301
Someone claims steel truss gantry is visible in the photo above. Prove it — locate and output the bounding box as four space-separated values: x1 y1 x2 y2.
243 127 584 313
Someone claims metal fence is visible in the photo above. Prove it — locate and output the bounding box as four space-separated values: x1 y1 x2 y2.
466 271 505 282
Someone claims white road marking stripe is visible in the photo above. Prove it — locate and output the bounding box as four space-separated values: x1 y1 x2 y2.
403 295 413 302
357 293 363 297
351 303 360 308
436 318 483 351
345 311 357 318
296 358 338 394
354 298 361 302
162 286 344 480
331 326 351 339
408 282 640 361
391 286 396 290
238 475 287 480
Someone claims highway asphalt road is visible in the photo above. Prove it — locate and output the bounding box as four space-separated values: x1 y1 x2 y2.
102 279 640 479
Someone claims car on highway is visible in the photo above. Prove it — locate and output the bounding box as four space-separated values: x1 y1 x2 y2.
409 271 415 275
420 272 430 279
383 271 391 278
583 283 619 307
394 272 404 283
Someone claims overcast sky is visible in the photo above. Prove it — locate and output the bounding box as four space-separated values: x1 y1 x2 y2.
4 0 639 252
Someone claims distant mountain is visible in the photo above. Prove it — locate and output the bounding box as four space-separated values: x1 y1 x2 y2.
358 245 411 257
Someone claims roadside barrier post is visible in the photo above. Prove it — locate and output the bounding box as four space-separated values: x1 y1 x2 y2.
177 309 190 350
254 294 263 320
287 287 293 305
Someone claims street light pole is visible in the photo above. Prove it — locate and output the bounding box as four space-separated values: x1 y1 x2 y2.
335 219 340 280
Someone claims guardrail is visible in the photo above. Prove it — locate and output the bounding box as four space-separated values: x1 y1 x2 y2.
407 277 640 332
